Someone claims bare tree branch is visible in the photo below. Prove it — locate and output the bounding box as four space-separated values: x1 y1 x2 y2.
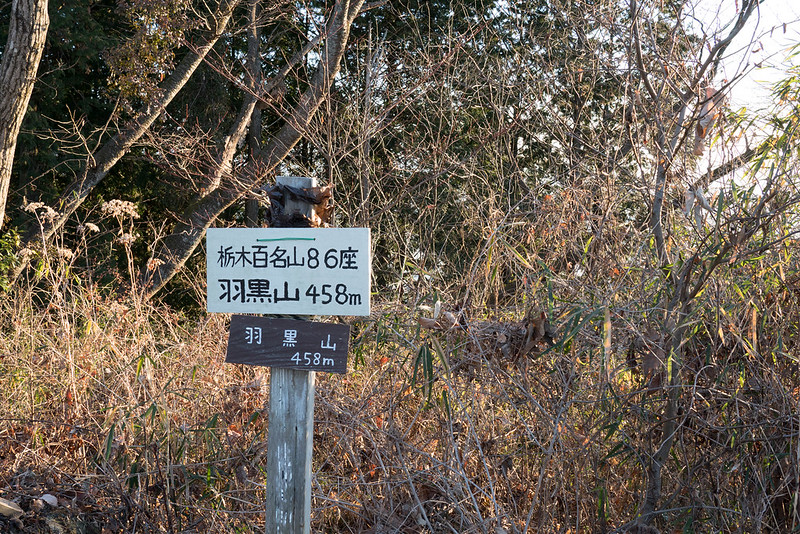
11 0 240 281
141 0 366 296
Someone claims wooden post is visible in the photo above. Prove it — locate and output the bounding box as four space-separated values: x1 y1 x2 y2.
265 175 316 533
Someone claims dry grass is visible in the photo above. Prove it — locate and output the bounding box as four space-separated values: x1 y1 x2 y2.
1 248 798 533
2 173 800 533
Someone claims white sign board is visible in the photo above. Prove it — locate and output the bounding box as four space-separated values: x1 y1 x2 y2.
206 228 371 316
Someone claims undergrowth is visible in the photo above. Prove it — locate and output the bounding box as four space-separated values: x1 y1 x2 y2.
1 254 798 533
1 196 799 533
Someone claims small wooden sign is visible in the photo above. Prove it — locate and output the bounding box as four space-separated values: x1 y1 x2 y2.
206 227 371 316
226 315 350 373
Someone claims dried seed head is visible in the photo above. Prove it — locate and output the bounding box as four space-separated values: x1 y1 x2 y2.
146 258 165 271
117 232 138 245
57 247 75 261
78 222 100 234
42 207 59 222
24 201 59 221
24 201 45 212
100 199 140 219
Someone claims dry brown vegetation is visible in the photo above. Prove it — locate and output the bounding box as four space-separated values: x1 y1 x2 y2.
1 201 799 533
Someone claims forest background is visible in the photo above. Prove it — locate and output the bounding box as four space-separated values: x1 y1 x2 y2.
1 0 800 532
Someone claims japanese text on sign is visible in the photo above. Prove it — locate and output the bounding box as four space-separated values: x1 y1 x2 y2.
206 228 371 315
215 244 360 270
226 316 350 373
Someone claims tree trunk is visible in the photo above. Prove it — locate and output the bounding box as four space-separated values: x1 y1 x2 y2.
0 0 49 231
141 0 365 297
245 0 264 228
